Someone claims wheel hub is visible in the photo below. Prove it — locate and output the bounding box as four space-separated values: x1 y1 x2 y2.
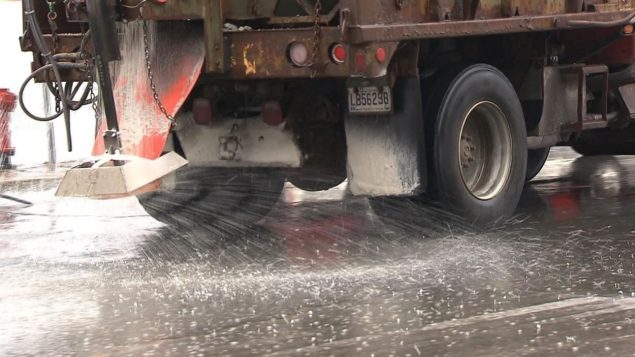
458 101 513 201
460 133 477 169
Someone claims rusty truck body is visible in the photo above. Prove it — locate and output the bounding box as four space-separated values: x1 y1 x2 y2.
18 0 635 224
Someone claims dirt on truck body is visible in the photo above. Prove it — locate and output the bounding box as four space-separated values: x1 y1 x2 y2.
18 0 635 224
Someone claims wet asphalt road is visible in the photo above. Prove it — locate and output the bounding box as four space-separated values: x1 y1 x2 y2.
2 148 635 356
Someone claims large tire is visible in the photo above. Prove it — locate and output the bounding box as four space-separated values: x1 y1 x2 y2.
426 64 527 224
138 167 285 229
526 147 550 182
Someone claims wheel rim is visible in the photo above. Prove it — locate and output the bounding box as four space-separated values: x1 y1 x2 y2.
458 101 513 201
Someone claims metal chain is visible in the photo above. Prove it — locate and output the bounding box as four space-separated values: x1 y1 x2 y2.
53 83 61 113
87 66 102 137
310 0 322 78
142 20 175 124
88 63 99 121
79 30 100 122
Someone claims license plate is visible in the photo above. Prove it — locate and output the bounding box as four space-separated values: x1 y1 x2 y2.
348 86 392 114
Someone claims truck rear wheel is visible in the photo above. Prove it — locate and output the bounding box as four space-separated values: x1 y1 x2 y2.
138 167 285 229
426 65 527 224
526 147 550 182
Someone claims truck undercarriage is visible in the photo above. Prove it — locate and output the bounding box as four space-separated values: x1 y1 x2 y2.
18 0 635 224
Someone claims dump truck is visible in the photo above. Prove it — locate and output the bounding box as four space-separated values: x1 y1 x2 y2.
17 0 635 224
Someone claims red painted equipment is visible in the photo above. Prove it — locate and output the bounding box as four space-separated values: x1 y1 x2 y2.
91 23 205 160
562 26 635 66
0 89 16 169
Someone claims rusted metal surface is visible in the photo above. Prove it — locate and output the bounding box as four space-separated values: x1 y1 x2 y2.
339 0 425 25
529 66 580 137
137 0 339 23
501 0 565 17
346 9 635 44
225 28 346 78
22 0 635 80
20 34 89 82
568 65 609 132
473 0 503 19
223 28 398 78
205 0 225 73
133 0 635 74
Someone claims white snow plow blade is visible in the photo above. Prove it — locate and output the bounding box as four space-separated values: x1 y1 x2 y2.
56 152 188 198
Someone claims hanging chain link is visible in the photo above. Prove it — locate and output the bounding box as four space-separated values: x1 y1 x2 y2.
87 62 100 121
310 0 322 78
87 65 102 136
142 20 175 124
53 82 61 113
78 28 100 122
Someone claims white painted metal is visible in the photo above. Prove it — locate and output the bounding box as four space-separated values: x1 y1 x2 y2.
176 114 302 168
55 152 188 198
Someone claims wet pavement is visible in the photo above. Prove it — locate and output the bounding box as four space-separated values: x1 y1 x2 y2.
2 148 635 356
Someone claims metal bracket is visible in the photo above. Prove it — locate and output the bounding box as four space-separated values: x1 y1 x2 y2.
567 65 609 132
103 129 122 154
87 0 122 154
204 0 225 73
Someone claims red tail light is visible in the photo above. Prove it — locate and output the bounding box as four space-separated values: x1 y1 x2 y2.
355 51 366 72
262 101 284 126
192 98 213 125
375 47 387 63
330 43 346 64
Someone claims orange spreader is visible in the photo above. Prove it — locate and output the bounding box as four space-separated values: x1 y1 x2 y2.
92 21 205 160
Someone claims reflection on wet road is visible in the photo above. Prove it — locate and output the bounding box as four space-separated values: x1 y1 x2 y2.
2 148 635 356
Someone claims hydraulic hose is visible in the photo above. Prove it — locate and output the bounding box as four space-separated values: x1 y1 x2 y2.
22 0 73 150
19 65 63 122
65 81 94 111
18 63 88 121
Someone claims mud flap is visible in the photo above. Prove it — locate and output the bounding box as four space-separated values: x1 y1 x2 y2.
345 76 426 197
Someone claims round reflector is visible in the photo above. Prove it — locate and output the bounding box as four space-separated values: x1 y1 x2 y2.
355 51 366 72
330 44 346 64
375 47 387 63
262 101 285 126
288 42 310 67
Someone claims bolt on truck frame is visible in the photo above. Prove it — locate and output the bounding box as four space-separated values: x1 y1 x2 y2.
18 0 635 223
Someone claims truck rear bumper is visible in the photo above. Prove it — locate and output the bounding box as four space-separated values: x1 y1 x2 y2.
175 114 302 168
23 25 396 81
